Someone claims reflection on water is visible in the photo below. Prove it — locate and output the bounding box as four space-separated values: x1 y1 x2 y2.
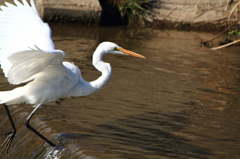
0 24 240 158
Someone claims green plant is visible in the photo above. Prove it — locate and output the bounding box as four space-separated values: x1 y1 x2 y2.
110 0 152 24
228 30 240 35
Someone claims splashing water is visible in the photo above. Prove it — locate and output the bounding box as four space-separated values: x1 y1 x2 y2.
44 144 66 159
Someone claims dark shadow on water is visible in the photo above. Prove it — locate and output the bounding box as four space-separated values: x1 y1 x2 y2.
96 112 212 158
59 109 212 159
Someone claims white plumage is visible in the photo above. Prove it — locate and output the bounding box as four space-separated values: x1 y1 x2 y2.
0 0 54 78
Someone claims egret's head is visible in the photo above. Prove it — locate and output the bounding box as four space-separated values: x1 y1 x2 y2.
99 42 145 59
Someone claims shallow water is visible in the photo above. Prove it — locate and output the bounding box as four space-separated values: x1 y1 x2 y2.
0 24 240 159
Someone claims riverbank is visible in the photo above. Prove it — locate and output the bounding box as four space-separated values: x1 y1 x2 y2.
0 0 239 31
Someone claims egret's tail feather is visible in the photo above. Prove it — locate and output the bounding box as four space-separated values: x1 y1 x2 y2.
0 87 25 105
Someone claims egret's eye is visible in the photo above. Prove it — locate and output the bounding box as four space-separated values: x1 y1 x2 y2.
113 47 119 51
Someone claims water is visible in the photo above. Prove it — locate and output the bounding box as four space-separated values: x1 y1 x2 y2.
0 24 240 159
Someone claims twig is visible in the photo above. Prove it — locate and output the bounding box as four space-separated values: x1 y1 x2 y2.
201 27 229 46
228 0 240 29
201 16 240 46
210 38 240 50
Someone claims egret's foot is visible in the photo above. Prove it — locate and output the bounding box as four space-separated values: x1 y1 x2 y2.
1 131 16 154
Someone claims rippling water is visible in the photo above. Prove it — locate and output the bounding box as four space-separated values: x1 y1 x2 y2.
0 24 240 158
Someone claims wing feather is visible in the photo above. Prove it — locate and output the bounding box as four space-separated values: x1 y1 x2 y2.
0 0 55 78
7 49 66 85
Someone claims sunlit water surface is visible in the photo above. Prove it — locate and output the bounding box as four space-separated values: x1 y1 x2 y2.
0 24 240 159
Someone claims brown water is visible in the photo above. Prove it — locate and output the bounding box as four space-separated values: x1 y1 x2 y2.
0 24 240 159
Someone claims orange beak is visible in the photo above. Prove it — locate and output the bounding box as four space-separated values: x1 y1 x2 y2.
119 48 145 59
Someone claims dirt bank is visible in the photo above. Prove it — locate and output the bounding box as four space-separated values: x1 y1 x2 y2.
0 0 239 30
148 0 239 31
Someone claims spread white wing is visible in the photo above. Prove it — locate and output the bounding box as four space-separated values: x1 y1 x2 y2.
0 0 64 85
7 48 66 84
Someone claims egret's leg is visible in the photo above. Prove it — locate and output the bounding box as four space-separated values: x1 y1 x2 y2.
1 104 17 154
25 104 56 147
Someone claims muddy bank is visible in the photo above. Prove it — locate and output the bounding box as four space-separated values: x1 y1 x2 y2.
0 0 239 30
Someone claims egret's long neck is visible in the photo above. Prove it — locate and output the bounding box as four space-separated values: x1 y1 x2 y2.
65 45 112 97
81 47 112 96
90 51 112 91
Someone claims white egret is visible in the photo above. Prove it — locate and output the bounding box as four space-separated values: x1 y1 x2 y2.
0 0 145 154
